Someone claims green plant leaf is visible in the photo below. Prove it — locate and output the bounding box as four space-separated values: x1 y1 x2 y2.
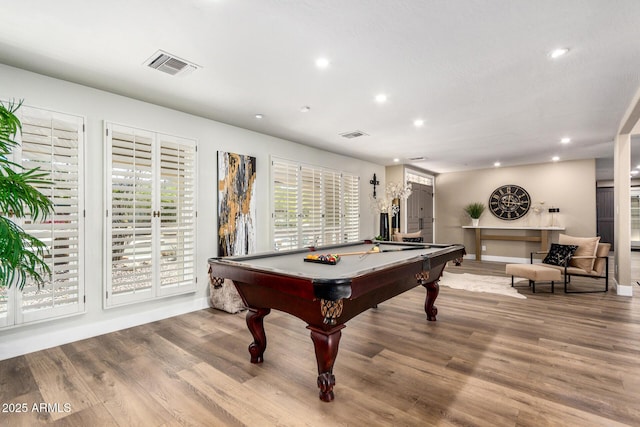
0 216 50 289
464 202 486 219
0 99 54 289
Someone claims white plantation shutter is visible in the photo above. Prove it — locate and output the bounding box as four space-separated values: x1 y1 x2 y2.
343 173 360 242
300 165 323 247
13 106 85 324
0 288 7 328
0 281 10 327
271 157 360 250
272 159 299 250
107 126 154 305
158 135 196 296
323 169 341 245
105 123 196 307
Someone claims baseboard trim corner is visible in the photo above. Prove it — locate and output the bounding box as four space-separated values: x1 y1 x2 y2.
615 281 634 297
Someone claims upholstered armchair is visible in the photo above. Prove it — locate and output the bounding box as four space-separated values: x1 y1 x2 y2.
531 234 610 293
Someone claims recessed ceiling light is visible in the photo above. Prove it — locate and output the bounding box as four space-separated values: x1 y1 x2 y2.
552 156 560 162
494 162 501 167
300 106 311 112
393 158 400 163
549 48 569 59
255 114 264 119
414 119 424 127
315 57 330 68
561 137 571 144
375 94 387 103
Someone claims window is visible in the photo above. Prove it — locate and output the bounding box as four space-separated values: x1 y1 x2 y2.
104 123 196 307
1 106 85 328
301 165 323 247
271 157 359 250
272 159 299 250
342 173 360 242
406 170 434 186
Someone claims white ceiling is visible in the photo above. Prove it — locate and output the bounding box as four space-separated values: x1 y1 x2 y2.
2 0 640 179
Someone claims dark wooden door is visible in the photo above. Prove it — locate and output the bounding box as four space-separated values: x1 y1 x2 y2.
596 187 614 246
407 182 433 242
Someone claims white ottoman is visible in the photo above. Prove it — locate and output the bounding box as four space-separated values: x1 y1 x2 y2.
505 264 561 293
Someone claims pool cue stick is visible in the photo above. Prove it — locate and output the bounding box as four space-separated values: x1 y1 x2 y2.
379 245 430 252
335 244 427 257
335 247 381 256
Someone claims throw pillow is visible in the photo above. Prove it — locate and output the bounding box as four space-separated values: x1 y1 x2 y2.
402 237 423 243
558 234 600 272
543 243 578 266
393 231 422 242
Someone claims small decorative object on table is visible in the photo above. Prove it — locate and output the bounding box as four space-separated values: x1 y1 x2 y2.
463 202 486 226
548 207 560 227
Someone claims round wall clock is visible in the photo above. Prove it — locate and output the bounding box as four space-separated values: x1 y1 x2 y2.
488 184 531 220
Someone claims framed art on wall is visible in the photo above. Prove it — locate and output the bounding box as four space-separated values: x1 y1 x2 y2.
217 151 257 256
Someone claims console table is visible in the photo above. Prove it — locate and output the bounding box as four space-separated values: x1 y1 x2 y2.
462 225 565 261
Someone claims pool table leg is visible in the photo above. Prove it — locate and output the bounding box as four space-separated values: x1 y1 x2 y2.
246 307 271 363
422 280 439 321
417 271 439 321
308 325 345 402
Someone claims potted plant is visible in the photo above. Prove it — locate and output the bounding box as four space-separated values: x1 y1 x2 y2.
0 100 54 289
463 202 485 227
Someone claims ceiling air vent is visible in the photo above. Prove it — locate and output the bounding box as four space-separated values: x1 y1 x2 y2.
144 50 199 76
340 130 368 139
408 156 426 161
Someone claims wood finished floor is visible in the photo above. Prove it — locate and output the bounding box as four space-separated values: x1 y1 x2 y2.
1 259 639 427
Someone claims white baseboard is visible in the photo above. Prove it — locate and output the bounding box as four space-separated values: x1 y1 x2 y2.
463 254 529 264
0 297 211 361
614 281 634 297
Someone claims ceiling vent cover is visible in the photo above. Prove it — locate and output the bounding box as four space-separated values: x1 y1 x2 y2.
340 130 368 139
145 50 199 76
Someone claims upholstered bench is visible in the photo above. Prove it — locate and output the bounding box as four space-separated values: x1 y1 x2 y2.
505 263 561 293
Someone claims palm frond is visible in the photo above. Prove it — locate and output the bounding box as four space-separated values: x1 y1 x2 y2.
0 99 53 289
0 100 22 155
0 167 54 221
0 216 50 289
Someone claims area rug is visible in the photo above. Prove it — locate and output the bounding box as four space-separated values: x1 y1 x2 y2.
438 272 527 299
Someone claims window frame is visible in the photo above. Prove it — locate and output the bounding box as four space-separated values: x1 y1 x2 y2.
104 122 197 308
1 104 86 328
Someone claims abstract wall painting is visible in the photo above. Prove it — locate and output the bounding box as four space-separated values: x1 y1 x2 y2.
217 151 257 256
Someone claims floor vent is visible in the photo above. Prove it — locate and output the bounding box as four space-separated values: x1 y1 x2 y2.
340 130 368 139
145 50 199 76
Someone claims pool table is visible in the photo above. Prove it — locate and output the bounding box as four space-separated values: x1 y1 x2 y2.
207 240 465 402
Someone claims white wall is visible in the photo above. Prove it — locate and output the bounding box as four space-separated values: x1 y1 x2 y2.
0 64 384 360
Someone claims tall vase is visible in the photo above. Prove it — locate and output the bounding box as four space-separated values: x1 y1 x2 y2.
379 212 390 241
391 198 400 235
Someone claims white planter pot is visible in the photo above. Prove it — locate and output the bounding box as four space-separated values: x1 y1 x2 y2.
471 218 479 227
